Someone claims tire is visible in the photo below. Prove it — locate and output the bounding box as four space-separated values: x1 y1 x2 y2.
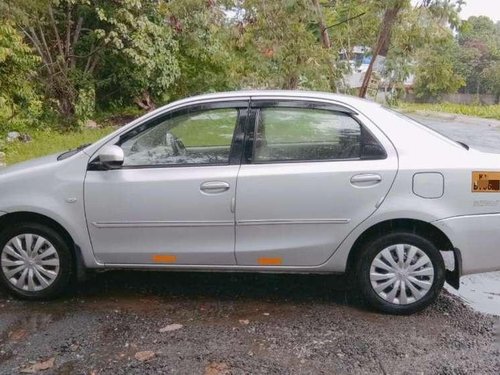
356 231 445 315
0 222 73 300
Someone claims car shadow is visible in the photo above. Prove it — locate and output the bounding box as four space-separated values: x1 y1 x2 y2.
0 271 368 312
80 271 362 305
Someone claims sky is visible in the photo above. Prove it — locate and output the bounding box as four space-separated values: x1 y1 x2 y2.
459 0 500 22
411 0 500 22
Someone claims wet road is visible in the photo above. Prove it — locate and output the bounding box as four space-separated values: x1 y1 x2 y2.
0 272 498 374
409 112 500 317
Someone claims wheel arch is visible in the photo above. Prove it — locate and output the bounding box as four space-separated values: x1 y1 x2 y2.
345 218 460 288
0 211 87 280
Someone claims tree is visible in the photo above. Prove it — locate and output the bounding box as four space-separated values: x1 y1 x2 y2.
3 0 179 125
0 22 41 132
95 1 179 111
358 0 463 98
456 16 500 97
359 0 409 98
482 61 500 103
160 0 236 100
413 38 465 99
228 0 333 90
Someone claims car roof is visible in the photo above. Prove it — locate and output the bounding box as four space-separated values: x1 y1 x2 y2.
171 89 380 112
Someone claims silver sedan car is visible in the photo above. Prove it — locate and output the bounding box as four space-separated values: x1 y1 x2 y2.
1 90 499 314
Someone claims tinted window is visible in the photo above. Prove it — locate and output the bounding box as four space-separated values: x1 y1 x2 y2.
121 108 238 166
254 108 361 162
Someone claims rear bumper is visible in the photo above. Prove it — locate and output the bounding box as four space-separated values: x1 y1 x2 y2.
434 213 500 275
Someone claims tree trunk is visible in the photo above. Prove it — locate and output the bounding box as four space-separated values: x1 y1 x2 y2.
359 1 406 98
134 91 156 111
311 0 339 91
311 0 331 49
57 93 76 119
283 74 300 90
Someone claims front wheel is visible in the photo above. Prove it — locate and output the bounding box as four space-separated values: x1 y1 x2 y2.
0 223 73 300
356 232 445 315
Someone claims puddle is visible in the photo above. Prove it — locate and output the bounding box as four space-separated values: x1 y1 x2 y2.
446 272 500 316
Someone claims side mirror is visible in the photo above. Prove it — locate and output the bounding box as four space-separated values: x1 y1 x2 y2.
97 145 124 169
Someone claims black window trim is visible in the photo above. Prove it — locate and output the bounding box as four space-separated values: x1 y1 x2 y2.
244 100 387 165
89 100 249 170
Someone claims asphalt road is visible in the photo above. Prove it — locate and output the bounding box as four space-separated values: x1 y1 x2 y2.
0 112 499 374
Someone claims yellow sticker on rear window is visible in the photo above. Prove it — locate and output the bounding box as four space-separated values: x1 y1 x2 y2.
472 172 500 192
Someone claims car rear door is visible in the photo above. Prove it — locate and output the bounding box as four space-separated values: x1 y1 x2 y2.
84 100 249 265
234 99 398 267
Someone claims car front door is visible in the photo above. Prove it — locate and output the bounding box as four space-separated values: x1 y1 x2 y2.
235 100 398 267
84 100 248 265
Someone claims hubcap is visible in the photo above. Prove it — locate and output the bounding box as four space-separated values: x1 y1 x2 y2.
1 234 60 292
369 244 434 305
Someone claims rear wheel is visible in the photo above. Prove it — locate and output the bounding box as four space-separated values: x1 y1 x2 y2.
356 232 445 315
0 223 73 300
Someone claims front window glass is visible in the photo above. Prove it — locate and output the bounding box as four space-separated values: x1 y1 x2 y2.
121 108 238 166
254 108 361 162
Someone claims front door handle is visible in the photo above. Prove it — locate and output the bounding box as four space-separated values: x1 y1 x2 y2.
350 173 382 186
200 181 230 194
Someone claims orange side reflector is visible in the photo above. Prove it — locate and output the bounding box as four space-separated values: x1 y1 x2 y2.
258 257 283 265
152 254 177 263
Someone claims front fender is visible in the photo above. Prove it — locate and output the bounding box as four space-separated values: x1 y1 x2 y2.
0 152 100 268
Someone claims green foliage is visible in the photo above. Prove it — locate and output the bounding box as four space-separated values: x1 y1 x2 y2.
414 38 465 99
2 126 115 165
0 22 42 133
75 86 96 126
383 1 463 100
456 16 500 96
0 0 498 146
95 0 180 109
481 61 500 102
397 102 500 120
3 0 180 126
228 0 335 91
161 0 237 99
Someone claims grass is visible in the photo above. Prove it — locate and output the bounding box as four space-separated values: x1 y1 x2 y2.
396 102 500 120
2 127 115 165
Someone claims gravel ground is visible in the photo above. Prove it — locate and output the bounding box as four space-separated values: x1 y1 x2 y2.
0 112 499 374
0 272 498 374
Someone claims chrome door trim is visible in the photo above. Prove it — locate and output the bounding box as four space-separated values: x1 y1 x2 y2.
92 220 234 228
236 218 351 226
97 262 337 272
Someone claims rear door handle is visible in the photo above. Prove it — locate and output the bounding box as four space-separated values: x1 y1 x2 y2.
200 181 230 194
350 173 382 186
